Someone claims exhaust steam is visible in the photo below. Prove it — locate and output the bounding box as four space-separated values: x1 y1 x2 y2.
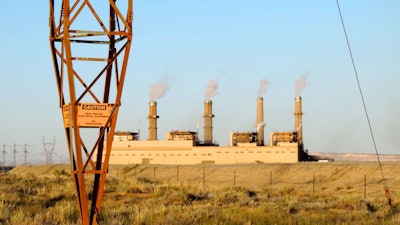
295 75 307 96
149 75 170 101
257 79 270 97
204 79 219 100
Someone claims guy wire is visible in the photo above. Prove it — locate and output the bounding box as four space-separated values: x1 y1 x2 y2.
335 0 393 213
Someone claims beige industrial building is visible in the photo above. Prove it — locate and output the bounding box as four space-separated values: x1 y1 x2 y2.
107 96 313 165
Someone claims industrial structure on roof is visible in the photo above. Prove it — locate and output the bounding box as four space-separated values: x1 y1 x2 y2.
107 96 314 165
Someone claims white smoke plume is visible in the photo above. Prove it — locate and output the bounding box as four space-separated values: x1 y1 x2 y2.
204 79 219 100
295 75 307 96
257 79 270 97
149 75 170 101
256 122 265 132
136 118 143 128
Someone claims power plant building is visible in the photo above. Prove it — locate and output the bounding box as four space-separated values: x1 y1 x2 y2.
106 96 312 165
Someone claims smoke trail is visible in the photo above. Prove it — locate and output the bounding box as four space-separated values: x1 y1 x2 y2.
136 118 143 128
149 75 170 101
256 122 265 132
257 79 270 97
204 79 219 100
218 69 228 77
295 75 307 96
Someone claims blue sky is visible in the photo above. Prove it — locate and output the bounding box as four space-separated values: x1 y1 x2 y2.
0 1 399 165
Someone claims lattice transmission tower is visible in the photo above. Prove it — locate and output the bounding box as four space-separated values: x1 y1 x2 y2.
43 136 56 164
49 1 133 224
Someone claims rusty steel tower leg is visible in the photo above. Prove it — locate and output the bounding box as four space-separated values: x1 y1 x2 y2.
49 1 133 224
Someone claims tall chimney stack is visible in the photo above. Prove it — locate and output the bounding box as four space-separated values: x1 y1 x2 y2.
203 100 214 145
147 101 159 140
256 97 265 146
294 96 303 145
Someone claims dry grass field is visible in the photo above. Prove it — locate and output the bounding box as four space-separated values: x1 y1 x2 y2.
2 162 400 224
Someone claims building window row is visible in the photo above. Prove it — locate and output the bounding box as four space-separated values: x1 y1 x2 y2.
111 150 291 157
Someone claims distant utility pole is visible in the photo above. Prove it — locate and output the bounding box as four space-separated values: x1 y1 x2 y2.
23 144 32 165
13 144 17 167
2 144 11 173
1 150 3 173
43 136 56 164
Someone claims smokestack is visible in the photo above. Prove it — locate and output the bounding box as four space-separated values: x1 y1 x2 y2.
147 101 159 140
256 97 265 146
203 100 214 145
294 96 303 145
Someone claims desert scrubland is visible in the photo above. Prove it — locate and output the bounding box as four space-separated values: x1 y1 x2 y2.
1 162 400 224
